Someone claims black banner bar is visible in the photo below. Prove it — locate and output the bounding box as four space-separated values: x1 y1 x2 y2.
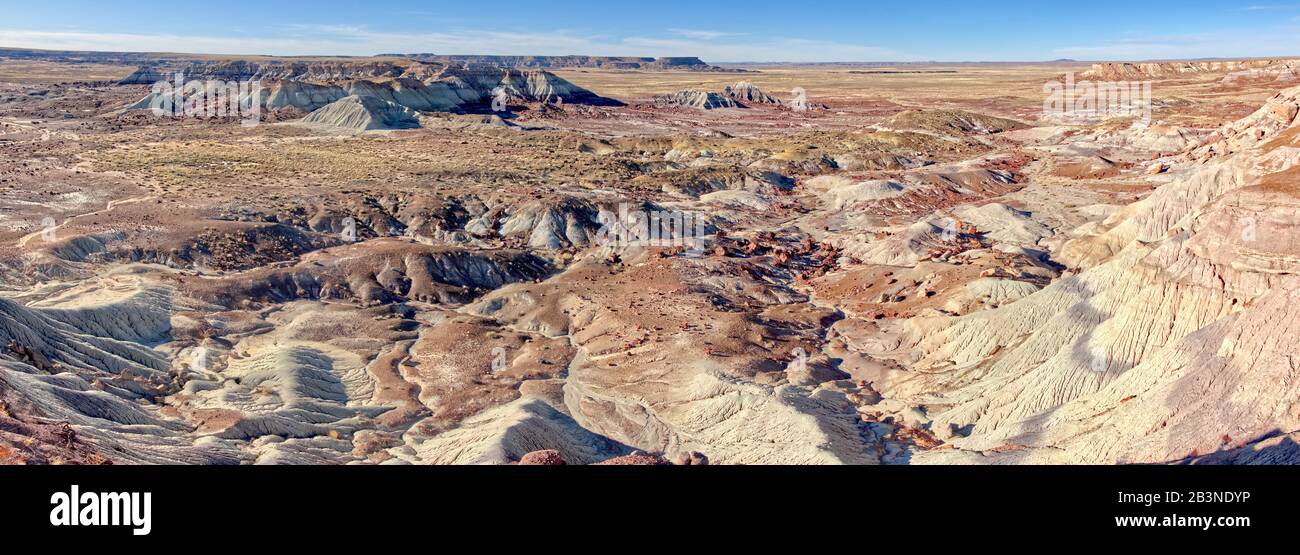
0 465 1288 545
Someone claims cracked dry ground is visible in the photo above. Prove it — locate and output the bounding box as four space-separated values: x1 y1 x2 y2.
3 64 1300 465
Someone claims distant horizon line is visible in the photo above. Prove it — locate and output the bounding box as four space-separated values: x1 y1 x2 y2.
3 45 1299 66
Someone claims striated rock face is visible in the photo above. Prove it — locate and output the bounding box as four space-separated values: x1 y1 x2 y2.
119 60 415 85
1082 58 1300 80
891 85 1300 465
398 398 631 465
0 296 169 377
122 60 622 116
653 90 740 110
809 167 1024 267
299 95 421 132
494 69 622 106
180 240 555 307
466 253 879 465
1192 86 1300 159
491 197 606 250
0 290 242 464
1084 121 1213 153
722 82 783 105
254 78 482 113
653 83 799 110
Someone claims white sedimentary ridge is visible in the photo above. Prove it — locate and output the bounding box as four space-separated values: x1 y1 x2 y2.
120 60 618 129
897 87 1300 463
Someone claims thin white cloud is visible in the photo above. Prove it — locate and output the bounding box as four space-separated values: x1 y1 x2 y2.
0 26 912 63
668 28 746 40
0 29 321 55
1241 4 1300 10
1053 27 1300 60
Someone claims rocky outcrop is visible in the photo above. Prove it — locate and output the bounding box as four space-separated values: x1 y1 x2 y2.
1192 86 1300 159
398 398 632 465
653 90 740 110
0 288 248 464
518 449 567 465
493 68 622 106
722 82 782 105
809 167 1024 266
122 60 621 115
654 83 798 110
119 60 414 85
882 109 1027 136
892 86 1300 464
0 297 169 378
299 95 422 132
182 240 554 307
467 253 879 465
489 198 606 250
1082 58 1300 80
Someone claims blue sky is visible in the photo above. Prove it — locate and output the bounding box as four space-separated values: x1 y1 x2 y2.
3 0 1300 62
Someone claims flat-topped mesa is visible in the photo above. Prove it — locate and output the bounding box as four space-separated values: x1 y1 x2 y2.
1081 58 1300 80
121 60 623 115
437 65 621 106
390 54 734 72
647 57 718 70
118 60 418 85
